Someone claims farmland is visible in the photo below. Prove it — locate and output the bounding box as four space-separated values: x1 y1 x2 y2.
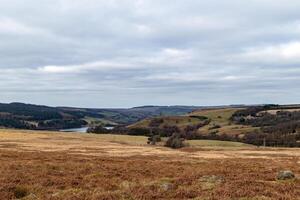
0 129 299 199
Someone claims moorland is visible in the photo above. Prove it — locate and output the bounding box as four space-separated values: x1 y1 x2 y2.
1 103 300 200
0 129 299 200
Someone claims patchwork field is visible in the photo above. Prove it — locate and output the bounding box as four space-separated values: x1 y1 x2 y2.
0 129 299 199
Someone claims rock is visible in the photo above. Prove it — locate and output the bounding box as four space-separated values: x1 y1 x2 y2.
277 170 295 180
160 182 173 191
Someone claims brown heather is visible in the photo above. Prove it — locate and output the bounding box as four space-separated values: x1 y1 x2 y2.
0 129 299 200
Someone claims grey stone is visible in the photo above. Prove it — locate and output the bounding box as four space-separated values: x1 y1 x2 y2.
277 170 295 180
160 182 173 191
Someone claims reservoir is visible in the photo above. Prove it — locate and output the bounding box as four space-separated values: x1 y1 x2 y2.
60 126 114 133
60 127 89 133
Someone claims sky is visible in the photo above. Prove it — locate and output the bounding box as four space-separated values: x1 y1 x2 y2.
1 0 300 108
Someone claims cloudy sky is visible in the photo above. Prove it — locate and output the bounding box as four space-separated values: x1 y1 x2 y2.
1 0 300 107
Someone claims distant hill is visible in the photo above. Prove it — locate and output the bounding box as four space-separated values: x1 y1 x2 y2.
129 107 255 136
127 105 300 147
0 102 89 130
0 103 203 130
130 105 201 115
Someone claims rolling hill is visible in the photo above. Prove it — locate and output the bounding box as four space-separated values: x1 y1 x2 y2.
129 107 256 137
0 102 202 130
128 105 300 147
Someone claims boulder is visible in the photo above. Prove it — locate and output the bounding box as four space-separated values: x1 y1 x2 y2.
160 182 173 191
277 170 295 180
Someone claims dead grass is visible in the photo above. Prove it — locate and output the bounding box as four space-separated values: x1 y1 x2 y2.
0 150 299 200
0 129 299 199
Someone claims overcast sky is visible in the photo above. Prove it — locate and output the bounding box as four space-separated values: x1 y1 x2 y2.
1 0 300 108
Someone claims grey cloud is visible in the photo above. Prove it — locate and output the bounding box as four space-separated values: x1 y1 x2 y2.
1 0 300 107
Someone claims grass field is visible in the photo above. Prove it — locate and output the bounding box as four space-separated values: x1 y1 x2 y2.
128 116 204 129
0 129 299 199
188 139 253 148
188 108 258 136
189 108 240 124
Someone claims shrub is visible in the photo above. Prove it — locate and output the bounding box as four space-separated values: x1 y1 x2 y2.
147 135 161 145
38 119 87 130
87 125 110 134
14 186 29 199
190 115 208 120
209 124 221 130
128 128 151 136
209 131 218 137
160 125 181 137
242 131 300 147
165 133 186 149
112 126 130 134
149 118 164 127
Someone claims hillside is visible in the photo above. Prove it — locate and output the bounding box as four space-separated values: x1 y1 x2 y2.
0 103 88 130
188 108 258 136
129 115 206 129
129 107 256 137
127 105 300 147
0 103 201 130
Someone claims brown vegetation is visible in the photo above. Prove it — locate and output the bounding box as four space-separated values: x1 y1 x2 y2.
0 129 299 199
1 150 299 200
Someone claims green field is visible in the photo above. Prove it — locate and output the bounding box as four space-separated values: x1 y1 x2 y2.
188 139 253 148
94 134 252 148
188 108 240 125
128 115 204 129
188 108 257 136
